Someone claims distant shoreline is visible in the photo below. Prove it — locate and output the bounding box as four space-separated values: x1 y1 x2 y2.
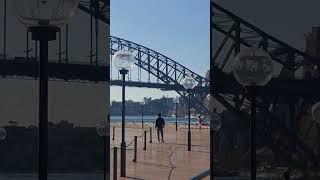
0 116 209 128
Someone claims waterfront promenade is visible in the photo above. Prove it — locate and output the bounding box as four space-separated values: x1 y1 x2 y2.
111 123 210 180
0 123 298 179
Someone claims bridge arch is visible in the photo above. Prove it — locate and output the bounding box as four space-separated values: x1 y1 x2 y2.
110 36 209 88
110 36 209 112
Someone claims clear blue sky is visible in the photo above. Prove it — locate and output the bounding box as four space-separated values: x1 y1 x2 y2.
110 0 209 101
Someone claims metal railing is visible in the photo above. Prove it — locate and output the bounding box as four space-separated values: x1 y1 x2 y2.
112 126 153 179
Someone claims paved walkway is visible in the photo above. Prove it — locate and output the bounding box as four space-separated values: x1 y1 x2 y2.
111 123 210 180
0 124 210 180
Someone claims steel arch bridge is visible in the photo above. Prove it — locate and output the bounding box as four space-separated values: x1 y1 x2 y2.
0 0 209 112
110 36 209 112
78 0 110 25
210 1 320 168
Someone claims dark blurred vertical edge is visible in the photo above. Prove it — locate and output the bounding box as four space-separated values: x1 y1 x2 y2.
106 0 111 179
105 0 111 180
209 1 214 180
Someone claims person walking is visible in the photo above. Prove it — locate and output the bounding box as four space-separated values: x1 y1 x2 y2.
198 115 202 130
155 113 165 143
282 168 290 180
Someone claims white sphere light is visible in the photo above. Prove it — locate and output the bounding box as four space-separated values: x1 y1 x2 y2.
182 75 198 90
0 127 7 141
205 94 214 112
232 48 274 87
12 0 80 27
113 50 135 70
140 101 145 105
312 102 320 123
173 96 179 104
96 121 108 137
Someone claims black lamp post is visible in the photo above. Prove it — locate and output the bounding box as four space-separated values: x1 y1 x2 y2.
3 0 6 61
12 1 79 179
97 120 109 180
120 68 128 177
31 26 59 180
206 94 222 179
232 48 273 180
140 100 145 129
173 96 179 131
182 75 197 151
113 49 135 177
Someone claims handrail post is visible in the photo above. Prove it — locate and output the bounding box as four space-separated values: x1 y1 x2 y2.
133 136 137 162
149 127 152 143
113 147 117 180
143 130 147 150
112 126 115 141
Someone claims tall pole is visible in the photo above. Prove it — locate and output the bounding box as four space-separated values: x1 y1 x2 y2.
95 0 99 66
250 87 256 180
3 0 6 61
58 30 61 63
90 0 93 64
188 91 191 151
210 2 214 178
106 114 110 179
95 19 99 66
103 135 106 180
26 31 29 60
65 24 69 63
175 103 178 131
35 41 38 60
210 109 214 180
120 69 128 177
39 37 49 180
141 104 144 129
30 26 58 180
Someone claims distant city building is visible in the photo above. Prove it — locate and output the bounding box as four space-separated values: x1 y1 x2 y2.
110 96 191 116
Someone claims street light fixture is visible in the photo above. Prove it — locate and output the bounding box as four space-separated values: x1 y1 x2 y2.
173 96 179 131
182 75 198 151
232 47 273 180
312 101 320 124
0 127 7 141
140 99 145 129
113 49 135 177
12 1 79 179
96 121 108 180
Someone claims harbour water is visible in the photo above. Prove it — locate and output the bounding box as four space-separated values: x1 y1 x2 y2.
111 115 209 125
0 116 209 128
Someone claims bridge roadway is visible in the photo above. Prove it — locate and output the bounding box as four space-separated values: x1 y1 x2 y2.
111 80 209 92
213 68 320 99
0 57 209 92
0 58 109 83
2 57 320 97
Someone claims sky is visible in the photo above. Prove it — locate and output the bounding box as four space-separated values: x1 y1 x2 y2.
110 0 320 102
1 0 320 103
110 0 210 101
